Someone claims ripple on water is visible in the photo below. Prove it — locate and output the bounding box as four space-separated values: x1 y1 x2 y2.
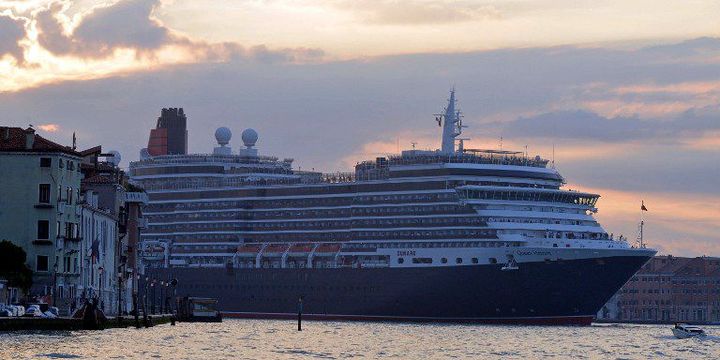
1 321 718 359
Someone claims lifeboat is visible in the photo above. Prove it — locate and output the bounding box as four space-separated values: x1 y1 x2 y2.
237 244 261 257
315 244 341 254
263 244 289 255
288 244 314 254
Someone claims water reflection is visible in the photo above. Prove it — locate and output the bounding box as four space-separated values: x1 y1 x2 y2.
2 320 719 359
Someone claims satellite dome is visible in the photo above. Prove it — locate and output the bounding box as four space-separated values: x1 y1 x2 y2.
242 128 258 147
215 127 232 146
108 150 121 166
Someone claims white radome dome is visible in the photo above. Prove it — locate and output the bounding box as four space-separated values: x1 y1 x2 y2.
215 127 232 146
108 150 121 166
242 128 258 147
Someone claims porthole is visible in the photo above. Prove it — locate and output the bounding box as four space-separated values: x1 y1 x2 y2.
441 258 447 264
456 258 463 264
489 258 497 264
472 258 479 264
398 258 404 264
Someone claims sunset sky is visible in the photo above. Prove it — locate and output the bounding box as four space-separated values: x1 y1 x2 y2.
1 0 718 256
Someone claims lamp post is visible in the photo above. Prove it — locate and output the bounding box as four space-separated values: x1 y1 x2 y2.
150 279 156 314
159 280 165 313
144 276 149 315
164 281 170 314
52 262 58 307
117 273 123 325
169 278 177 315
134 273 140 328
98 266 104 312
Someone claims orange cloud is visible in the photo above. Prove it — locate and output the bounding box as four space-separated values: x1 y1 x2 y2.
613 81 720 95
37 123 59 132
680 130 720 151
577 80 720 118
581 99 699 118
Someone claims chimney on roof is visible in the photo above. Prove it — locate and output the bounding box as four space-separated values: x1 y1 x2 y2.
25 127 35 150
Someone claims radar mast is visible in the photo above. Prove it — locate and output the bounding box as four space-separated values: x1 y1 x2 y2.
435 88 464 153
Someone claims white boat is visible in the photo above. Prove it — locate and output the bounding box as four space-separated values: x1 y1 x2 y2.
672 323 706 339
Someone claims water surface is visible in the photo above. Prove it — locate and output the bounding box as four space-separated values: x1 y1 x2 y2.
1 320 718 359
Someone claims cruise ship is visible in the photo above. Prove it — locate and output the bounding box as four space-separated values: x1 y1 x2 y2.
130 92 656 325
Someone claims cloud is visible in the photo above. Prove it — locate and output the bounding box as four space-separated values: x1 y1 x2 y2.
329 0 501 25
0 11 26 64
498 106 720 143
32 0 325 62
37 123 59 132
36 0 175 57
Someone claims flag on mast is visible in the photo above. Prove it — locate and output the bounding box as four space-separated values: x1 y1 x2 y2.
641 201 648 211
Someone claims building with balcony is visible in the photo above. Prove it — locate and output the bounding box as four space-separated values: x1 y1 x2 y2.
0 126 83 302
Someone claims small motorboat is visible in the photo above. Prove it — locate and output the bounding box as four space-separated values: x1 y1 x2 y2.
672 323 706 339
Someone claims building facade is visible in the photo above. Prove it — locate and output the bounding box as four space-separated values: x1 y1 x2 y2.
0 127 83 302
1 127 148 316
598 255 720 323
78 151 148 316
78 191 119 315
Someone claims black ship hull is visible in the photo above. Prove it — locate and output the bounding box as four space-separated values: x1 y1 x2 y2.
147 255 651 325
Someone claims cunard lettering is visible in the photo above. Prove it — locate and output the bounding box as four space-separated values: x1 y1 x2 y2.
516 250 551 256
397 250 416 257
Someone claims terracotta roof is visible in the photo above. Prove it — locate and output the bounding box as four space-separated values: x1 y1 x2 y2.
674 257 720 277
82 174 118 184
652 256 694 274
80 145 102 156
0 126 81 156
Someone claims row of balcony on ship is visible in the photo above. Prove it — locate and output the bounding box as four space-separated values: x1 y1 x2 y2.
142 188 593 216
145 205 476 224
143 212 604 232
145 216 487 232
137 177 562 202
143 229 497 244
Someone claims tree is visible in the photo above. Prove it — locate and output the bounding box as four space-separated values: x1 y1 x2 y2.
0 240 33 293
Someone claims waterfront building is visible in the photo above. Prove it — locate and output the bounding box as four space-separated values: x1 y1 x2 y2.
0 127 83 302
130 92 655 324
598 255 720 323
77 190 118 315
78 150 148 315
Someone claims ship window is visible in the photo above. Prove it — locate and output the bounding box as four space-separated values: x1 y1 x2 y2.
412 258 433 264
456 258 463 264
472 258 479 264
488 257 497 264
398 258 404 264
441 258 447 264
